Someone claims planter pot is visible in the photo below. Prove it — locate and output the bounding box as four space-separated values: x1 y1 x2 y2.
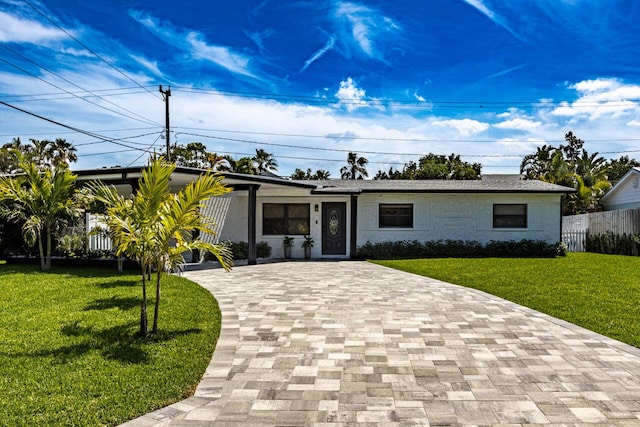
284 246 292 259
303 246 311 259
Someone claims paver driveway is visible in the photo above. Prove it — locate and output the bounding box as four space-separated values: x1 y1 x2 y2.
124 261 640 426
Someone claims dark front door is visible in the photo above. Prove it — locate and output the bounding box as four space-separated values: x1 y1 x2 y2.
322 202 347 255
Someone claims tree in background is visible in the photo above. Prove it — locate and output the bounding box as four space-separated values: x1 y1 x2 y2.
0 160 80 270
0 138 78 173
85 157 233 336
607 156 640 183
252 148 278 173
374 153 481 180
520 132 612 214
290 168 331 180
340 152 368 180
218 155 258 174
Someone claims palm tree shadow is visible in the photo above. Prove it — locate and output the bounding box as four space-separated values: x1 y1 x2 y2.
44 321 203 364
84 296 139 311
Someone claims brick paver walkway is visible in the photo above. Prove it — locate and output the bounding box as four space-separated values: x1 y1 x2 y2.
122 261 640 426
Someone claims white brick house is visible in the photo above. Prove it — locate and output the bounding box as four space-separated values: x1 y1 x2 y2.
76 168 573 263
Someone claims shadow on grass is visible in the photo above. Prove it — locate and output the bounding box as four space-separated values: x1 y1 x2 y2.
84 296 139 311
25 321 206 364
96 279 139 289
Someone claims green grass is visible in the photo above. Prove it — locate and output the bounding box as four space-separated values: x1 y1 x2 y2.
0 265 221 426
373 253 640 348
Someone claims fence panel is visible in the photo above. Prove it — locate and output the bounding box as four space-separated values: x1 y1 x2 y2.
588 209 640 236
562 208 640 252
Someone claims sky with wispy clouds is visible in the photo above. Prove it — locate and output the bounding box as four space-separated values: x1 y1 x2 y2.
1 0 640 176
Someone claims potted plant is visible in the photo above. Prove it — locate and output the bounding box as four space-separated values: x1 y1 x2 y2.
302 235 314 259
283 236 294 259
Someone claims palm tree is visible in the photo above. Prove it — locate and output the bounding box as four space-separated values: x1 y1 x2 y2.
252 149 278 173
86 157 233 336
313 170 331 180
0 160 80 270
340 152 368 180
217 155 257 174
47 138 78 167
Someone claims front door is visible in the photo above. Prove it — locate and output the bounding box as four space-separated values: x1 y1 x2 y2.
322 202 347 255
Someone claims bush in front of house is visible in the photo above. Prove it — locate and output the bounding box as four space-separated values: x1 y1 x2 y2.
585 232 640 256
216 241 272 260
356 239 565 259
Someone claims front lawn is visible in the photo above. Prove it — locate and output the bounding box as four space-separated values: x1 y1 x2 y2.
0 265 220 426
373 252 640 348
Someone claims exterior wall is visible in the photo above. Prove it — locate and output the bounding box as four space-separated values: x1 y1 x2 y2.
219 187 352 259
357 193 562 246
602 173 640 210
218 192 248 243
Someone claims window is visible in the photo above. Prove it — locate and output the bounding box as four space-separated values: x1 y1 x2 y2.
263 203 310 235
493 204 527 228
379 204 413 228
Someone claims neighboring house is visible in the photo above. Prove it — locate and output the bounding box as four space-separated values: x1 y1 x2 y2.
76 167 573 263
600 167 640 210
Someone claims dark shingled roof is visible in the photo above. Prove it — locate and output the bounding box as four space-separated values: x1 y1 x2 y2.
292 177 574 194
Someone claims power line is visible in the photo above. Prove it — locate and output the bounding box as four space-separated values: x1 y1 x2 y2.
0 126 159 138
0 100 156 154
1 45 161 126
0 56 159 126
175 131 640 159
172 86 640 110
21 0 162 101
126 132 164 167
174 125 640 144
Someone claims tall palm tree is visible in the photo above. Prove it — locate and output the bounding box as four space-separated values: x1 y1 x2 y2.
47 138 78 167
0 160 80 270
86 157 233 336
340 152 368 180
252 149 278 173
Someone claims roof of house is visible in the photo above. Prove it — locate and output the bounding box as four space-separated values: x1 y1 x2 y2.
73 166 574 194
298 177 574 194
600 166 640 203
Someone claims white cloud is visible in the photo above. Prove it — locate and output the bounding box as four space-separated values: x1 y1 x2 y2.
335 77 368 112
627 120 640 127
0 10 66 43
494 118 541 131
461 0 526 43
300 36 336 72
552 78 640 120
432 118 490 136
413 92 426 102
334 2 400 60
130 54 163 77
131 11 257 79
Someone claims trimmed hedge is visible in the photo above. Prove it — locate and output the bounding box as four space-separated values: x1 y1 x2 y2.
221 241 272 260
356 239 565 259
585 232 640 256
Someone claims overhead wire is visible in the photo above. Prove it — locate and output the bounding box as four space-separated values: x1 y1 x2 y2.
21 0 162 101
0 100 158 154
0 50 160 126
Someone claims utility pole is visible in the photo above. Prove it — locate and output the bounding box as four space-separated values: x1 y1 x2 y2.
159 85 171 159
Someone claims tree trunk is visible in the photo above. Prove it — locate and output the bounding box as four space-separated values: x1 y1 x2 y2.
45 224 51 271
152 269 161 334
37 232 46 271
139 264 148 336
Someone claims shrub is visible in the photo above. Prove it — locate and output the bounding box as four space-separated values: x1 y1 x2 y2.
586 232 640 256
214 241 272 260
356 239 564 259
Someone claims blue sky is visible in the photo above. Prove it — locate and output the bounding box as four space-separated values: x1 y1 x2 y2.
1 0 640 176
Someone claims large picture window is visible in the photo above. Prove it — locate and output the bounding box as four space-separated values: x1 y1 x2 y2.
493 204 527 228
263 203 310 235
379 204 413 228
